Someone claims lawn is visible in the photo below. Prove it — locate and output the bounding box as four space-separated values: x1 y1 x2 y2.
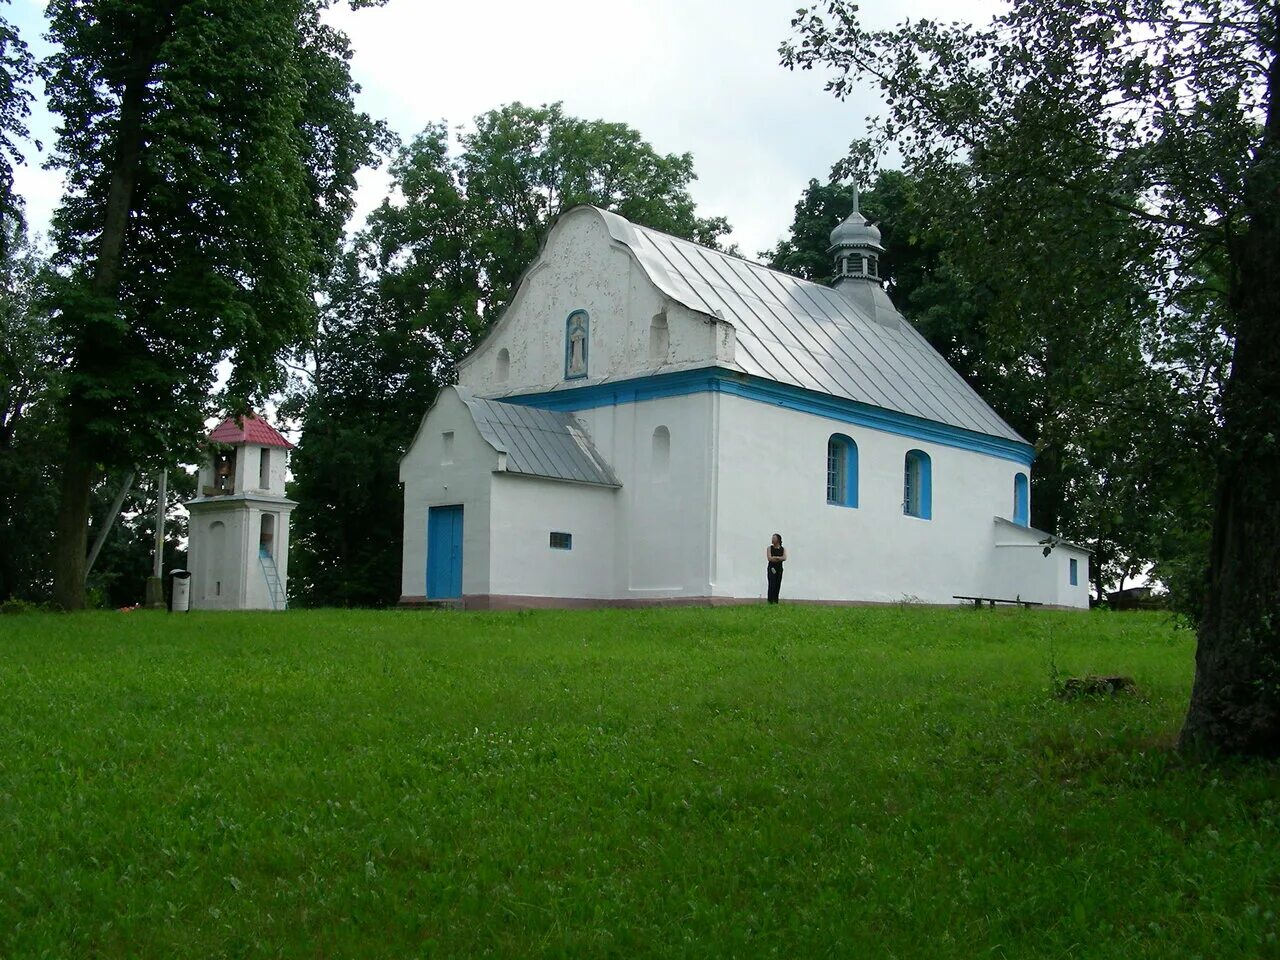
1 606 1277 958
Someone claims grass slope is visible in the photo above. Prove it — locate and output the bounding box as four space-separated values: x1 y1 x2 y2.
1 606 1277 958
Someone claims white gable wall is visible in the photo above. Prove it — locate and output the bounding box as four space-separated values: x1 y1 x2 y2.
399 389 498 601
460 208 730 398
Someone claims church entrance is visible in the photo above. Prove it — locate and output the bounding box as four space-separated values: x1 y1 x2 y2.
427 505 464 599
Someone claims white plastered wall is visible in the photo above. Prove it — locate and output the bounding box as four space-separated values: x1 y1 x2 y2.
570 392 716 599
712 393 1086 607
487 476 617 600
399 388 499 601
459 207 732 398
187 496 294 611
985 518 1092 608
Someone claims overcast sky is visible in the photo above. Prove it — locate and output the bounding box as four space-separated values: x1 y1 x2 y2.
9 0 999 257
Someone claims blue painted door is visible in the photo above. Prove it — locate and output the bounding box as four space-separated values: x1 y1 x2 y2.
427 505 464 599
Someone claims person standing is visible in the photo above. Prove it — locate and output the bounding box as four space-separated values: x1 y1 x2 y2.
765 533 787 604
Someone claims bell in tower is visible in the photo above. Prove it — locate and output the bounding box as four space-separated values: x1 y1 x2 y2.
186 413 297 610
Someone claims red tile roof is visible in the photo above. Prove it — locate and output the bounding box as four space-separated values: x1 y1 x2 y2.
208 414 294 449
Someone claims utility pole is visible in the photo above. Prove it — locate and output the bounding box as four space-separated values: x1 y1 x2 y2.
144 469 167 608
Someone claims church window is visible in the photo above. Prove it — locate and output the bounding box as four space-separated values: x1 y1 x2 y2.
441 431 454 465
496 348 510 382
867 257 878 278
1070 558 1079 586
652 426 670 480
904 449 932 519
550 531 573 550
259 447 271 490
1013 473 1029 527
826 434 858 507
565 310 589 380
649 312 669 362
852 254 864 275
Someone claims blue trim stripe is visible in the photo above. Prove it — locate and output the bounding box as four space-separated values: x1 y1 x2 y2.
504 369 1035 467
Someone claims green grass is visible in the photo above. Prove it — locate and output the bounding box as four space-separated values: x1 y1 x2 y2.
1 606 1277 958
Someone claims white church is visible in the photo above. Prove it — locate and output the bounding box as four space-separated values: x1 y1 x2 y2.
399 199 1091 609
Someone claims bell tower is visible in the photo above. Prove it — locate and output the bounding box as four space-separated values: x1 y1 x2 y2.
186 414 296 610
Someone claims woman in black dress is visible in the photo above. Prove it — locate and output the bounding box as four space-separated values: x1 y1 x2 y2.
765 533 787 604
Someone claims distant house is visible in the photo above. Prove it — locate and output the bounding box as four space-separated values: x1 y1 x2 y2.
399 198 1090 608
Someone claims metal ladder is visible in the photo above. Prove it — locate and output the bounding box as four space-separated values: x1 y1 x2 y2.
259 548 287 611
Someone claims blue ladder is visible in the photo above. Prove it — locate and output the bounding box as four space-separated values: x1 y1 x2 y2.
259 548 287 611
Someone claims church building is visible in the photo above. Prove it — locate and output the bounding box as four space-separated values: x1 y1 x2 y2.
399 199 1090 609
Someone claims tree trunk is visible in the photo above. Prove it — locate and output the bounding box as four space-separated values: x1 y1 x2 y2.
49 35 158 610
51 429 94 610
1178 42 1280 756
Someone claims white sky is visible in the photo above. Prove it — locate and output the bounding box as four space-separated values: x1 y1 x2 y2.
9 0 999 257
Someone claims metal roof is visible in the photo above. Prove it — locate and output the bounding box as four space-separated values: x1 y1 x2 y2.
595 208 1026 445
457 389 620 487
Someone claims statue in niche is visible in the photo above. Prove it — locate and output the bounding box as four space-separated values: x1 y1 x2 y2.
566 312 588 378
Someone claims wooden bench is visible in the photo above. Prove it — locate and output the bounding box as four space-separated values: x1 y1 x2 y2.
953 595 1043 609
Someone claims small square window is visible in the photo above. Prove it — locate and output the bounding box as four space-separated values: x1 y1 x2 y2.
550 532 572 550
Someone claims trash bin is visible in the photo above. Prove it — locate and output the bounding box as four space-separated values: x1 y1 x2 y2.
170 569 192 612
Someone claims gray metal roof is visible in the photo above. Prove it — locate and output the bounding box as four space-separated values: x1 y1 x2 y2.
596 208 1026 445
457 389 620 487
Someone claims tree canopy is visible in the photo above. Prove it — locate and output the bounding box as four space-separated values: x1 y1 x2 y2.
44 0 386 609
785 0 1279 754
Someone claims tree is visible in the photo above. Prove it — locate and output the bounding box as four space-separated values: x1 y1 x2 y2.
287 106 729 606
459 102 730 313
0 0 34 248
785 0 1278 754
0 224 59 602
44 0 385 610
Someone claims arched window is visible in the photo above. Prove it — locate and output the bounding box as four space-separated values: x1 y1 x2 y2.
565 310 589 379
649 313 669 362
651 425 670 480
496 347 510 382
903 449 932 519
826 434 858 507
1013 472 1029 527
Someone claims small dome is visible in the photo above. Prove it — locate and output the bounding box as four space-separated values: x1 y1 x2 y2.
829 210 883 250
828 182 884 253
